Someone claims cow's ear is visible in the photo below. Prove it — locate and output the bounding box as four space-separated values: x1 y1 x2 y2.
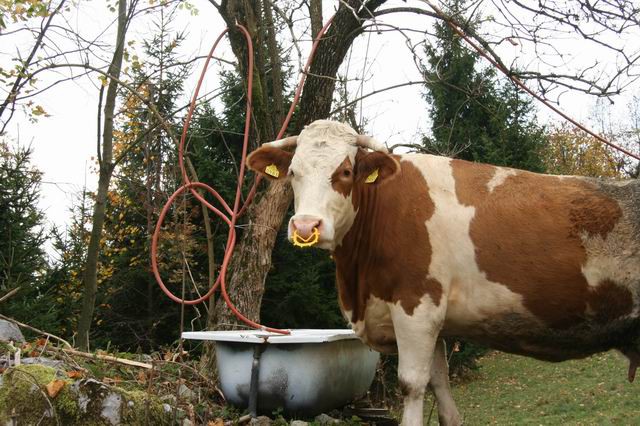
355 149 400 186
247 146 293 180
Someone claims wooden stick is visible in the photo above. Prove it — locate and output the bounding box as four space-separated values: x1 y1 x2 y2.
0 287 20 303
62 348 153 370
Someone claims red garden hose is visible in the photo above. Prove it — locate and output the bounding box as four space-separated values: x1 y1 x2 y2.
152 17 335 334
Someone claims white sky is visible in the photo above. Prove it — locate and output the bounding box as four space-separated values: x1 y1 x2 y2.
2 0 639 250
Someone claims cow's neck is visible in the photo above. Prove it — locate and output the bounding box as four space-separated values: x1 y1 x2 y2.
332 158 435 323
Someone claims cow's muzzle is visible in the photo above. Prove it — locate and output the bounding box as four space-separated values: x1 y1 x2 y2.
290 215 322 247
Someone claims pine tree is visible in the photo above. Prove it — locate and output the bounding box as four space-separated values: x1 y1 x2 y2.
0 142 47 292
423 0 546 172
0 140 49 324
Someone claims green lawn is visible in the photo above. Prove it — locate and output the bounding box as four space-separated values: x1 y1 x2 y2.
424 351 640 425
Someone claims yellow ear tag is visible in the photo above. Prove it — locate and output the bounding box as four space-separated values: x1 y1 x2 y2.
265 164 279 178
365 168 379 184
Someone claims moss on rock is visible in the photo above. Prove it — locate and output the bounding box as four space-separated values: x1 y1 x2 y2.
0 364 173 425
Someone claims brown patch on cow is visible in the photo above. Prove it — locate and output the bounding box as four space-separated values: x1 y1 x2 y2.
331 156 354 197
334 159 442 323
451 159 624 329
588 279 633 322
569 194 622 239
450 159 495 205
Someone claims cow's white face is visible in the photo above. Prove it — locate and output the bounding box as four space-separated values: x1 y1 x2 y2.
247 120 400 250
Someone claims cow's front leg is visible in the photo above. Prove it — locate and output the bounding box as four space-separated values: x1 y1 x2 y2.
390 298 445 426
428 339 461 425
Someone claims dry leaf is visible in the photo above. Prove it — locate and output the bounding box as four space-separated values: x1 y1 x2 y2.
67 371 84 379
137 370 147 384
208 419 224 426
46 380 66 398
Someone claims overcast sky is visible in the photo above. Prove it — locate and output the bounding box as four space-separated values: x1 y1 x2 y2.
2 0 638 254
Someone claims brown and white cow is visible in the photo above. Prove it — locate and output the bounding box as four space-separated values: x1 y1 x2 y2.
247 120 640 426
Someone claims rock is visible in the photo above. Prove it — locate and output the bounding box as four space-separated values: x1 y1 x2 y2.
249 415 273 426
0 319 24 343
21 357 65 369
101 392 123 425
290 420 309 426
178 383 194 399
314 413 340 424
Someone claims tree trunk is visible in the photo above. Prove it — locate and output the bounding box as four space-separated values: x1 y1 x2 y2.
200 0 386 373
76 0 129 351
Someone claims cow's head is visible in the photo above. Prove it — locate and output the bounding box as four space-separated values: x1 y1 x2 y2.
247 120 400 250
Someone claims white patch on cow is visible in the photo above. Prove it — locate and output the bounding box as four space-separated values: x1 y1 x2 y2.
487 167 517 193
287 121 360 249
402 155 529 335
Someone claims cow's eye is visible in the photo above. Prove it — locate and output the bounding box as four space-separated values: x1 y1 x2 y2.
342 169 352 178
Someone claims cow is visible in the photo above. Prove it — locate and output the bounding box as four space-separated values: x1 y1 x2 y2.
246 120 640 426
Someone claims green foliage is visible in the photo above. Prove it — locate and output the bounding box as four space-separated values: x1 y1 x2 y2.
446 339 487 377
0 141 55 330
0 141 47 291
0 0 50 30
423 0 546 173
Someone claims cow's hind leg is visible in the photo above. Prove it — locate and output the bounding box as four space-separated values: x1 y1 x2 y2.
428 339 461 425
390 298 445 426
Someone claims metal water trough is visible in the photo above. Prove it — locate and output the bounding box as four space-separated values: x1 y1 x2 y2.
182 329 379 417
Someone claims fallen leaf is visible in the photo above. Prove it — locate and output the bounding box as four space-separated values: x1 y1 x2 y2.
46 380 66 398
67 371 84 379
208 419 224 426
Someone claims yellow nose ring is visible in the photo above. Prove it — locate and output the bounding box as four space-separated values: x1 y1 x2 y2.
292 227 320 248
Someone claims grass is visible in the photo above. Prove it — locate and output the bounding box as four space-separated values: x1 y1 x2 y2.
424 351 640 425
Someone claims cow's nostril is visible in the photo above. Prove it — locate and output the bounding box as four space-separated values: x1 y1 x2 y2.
292 217 321 240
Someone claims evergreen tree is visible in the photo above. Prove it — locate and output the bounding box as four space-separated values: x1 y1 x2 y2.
0 140 50 326
0 141 47 293
39 191 92 337
423 0 546 172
